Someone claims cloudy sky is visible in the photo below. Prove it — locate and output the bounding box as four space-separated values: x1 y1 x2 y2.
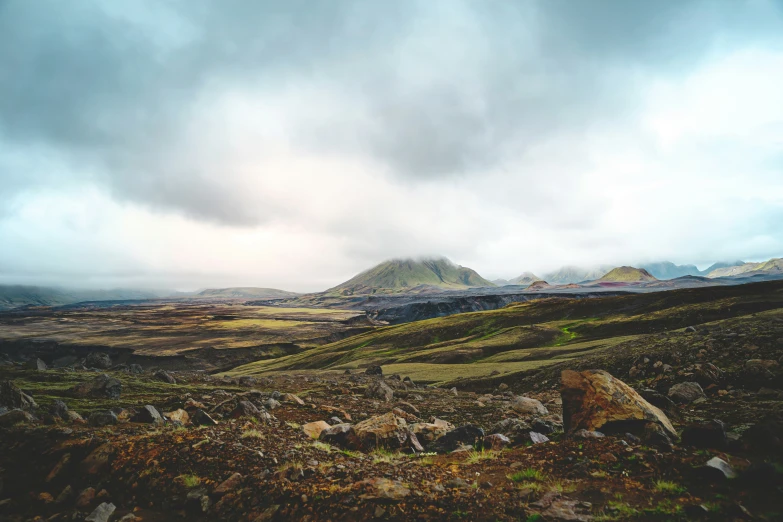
1 0 782 292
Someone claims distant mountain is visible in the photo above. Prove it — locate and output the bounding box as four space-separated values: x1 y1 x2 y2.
196 287 299 299
0 285 160 310
494 272 541 286
706 258 783 278
703 260 745 275
327 257 495 295
597 266 657 283
640 262 701 280
525 280 553 291
544 265 613 284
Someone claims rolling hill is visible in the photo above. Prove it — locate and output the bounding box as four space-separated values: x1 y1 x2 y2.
196 287 299 299
543 265 613 284
596 266 657 283
326 258 495 295
706 257 783 278
0 285 161 310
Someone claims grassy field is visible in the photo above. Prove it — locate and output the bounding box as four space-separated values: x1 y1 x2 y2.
227 280 783 384
0 302 367 356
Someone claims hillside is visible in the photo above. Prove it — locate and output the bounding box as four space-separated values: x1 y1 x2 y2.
0 285 160 310
596 266 657 282
543 265 612 284
229 279 783 382
196 287 299 299
706 257 783 278
325 257 494 295
525 280 552 291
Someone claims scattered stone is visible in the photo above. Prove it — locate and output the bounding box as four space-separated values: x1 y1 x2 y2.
0 380 37 410
642 422 673 450
532 418 560 435
238 376 257 386
75 487 96 507
510 396 548 415
529 431 550 444
365 380 394 402
319 423 361 449
192 409 218 426
164 409 190 425
483 433 511 450
282 393 305 405
85 502 116 522
153 370 176 384
49 399 69 419
702 456 736 480
572 429 605 439
128 363 143 374
303 420 331 439
265 398 281 410
27 358 47 371
684 326 697 333
55 485 73 504
353 412 423 451
429 425 485 453
0 409 35 426
88 410 118 427
230 400 261 419
69 374 122 400
410 419 454 443
668 382 706 404
561 370 676 438
131 405 163 425
46 453 71 482
359 478 410 501
80 443 114 474
213 472 242 496
365 365 383 376
681 420 728 449
85 352 112 369
543 498 593 522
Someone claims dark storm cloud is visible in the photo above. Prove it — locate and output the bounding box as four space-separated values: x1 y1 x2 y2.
1 0 781 224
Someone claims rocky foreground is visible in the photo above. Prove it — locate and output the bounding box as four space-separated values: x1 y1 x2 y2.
1 321 783 521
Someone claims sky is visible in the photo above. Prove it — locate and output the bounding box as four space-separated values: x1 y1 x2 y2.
1 0 783 292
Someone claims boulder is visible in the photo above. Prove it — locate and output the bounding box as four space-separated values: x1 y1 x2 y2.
429 425 485 453
365 365 383 376
213 473 242 496
561 370 676 438
319 423 361 449
638 388 680 420
510 396 548 415
490 418 532 444
693 363 724 387
80 443 114 474
265 398 281 410
49 400 69 420
282 393 305 405
303 420 331 439
365 380 394 402
85 352 112 369
230 400 260 419
681 420 728 450
529 432 550 444
353 412 423 451
131 405 163 425
668 382 706 404
0 409 35 426
642 422 673 450
192 409 218 426
410 419 454 443
27 358 47 371
483 433 511 450
128 364 143 374
164 409 190 425
69 374 121 400
75 487 96 507
0 380 37 410
701 456 736 481
86 502 116 522
153 370 176 384
88 410 118 427
238 376 257 386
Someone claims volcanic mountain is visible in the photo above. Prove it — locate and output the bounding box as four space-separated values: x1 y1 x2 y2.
706 257 783 278
196 287 299 299
493 272 541 286
326 258 494 295
596 266 658 283
544 265 613 284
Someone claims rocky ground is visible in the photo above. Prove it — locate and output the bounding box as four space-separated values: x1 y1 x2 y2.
1 313 782 521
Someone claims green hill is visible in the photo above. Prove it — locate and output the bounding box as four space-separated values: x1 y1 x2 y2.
326 257 495 295
706 257 783 278
196 287 299 299
0 285 160 310
596 266 657 282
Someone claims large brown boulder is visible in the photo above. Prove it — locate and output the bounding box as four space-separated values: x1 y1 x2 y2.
354 412 423 451
560 369 676 438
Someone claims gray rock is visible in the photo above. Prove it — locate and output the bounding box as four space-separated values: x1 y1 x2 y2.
703 456 736 480
365 380 394 402
88 410 118 427
510 396 548 415
69 374 122 400
572 429 605 439
131 405 163 425
86 352 113 369
85 502 116 522
50 400 69 419
529 431 550 444
153 370 176 384
365 365 383 376
265 398 281 410
668 382 706 404
192 409 218 426
128 364 143 374
27 358 47 371
0 380 37 410
0 409 35 426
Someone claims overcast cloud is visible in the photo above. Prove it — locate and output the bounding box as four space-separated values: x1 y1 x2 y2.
1 0 782 291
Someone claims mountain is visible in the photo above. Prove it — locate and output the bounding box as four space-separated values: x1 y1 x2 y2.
326 257 495 295
0 285 160 310
196 287 299 299
525 280 553 291
544 265 613 284
493 272 541 286
596 266 657 283
706 258 783 278
640 261 701 280
703 260 745 275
